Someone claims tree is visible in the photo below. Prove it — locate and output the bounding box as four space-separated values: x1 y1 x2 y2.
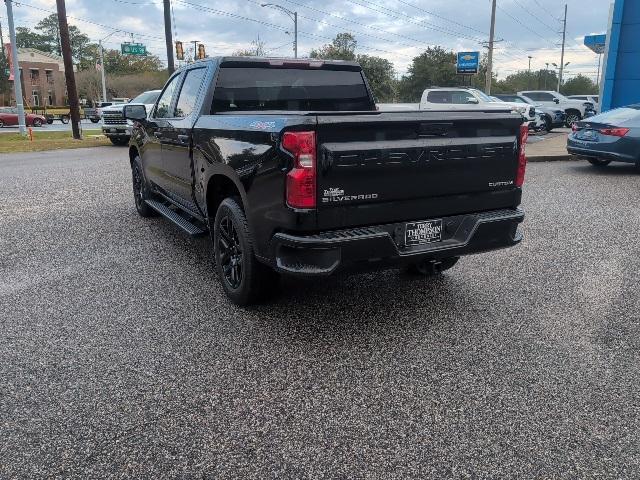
34 14 95 67
102 49 165 75
490 69 560 94
233 39 267 57
561 74 597 96
357 54 396 102
15 27 52 52
310 33 357 61
397 47 459 102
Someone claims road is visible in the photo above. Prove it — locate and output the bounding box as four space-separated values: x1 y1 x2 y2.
0 118 100 133
1 147 639 478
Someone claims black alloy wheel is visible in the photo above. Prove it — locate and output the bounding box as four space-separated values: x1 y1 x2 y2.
565 112 581 127
213 197 279 305
218 214 244 290
32 118 43 127
131 156 154 217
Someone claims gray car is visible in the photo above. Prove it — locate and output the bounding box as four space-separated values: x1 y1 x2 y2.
567 104 640 168
494 94 566 131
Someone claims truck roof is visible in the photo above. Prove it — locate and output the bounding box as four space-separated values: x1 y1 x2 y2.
184 56 362 71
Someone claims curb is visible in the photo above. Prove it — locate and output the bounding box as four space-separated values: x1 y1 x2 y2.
528 154 576 163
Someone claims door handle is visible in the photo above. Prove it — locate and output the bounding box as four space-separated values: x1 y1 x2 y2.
153 131 162 139
177 134 190 144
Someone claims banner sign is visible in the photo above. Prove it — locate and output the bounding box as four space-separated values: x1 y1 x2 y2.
457 51 480 75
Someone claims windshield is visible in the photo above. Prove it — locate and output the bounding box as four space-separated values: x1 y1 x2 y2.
470 89 493 102
131 91 160 104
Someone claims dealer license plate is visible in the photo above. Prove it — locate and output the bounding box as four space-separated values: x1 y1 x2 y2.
405 219 443 246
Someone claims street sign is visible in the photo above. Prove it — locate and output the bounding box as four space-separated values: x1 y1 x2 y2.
457 51 480 75
121 43 147 56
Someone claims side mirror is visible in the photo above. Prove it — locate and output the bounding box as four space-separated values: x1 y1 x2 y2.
467 97 479 104
123 104 147 122
554 98 560 104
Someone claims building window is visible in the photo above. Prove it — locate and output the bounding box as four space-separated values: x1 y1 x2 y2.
32 90 40 107
29 69 40 85
48 90 54 106
45 70 54 84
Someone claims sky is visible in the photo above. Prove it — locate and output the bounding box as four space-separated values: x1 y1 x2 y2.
2 0 612 80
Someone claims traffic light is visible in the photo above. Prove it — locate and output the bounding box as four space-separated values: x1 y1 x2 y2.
175 41 184 61
197 43 206 60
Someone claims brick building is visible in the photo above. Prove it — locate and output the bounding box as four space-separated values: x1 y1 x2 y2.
2 47 67 107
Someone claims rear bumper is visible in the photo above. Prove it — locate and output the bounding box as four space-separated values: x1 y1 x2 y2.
567 145 638 164
271 208 524 276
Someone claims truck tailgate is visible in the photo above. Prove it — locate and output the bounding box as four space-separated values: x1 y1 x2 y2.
314 111 523 229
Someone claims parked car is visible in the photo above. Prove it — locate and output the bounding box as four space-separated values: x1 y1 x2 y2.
494 94 566 131
0 107 47 127
567 104 640 168
101 90 161 146
518 90 596 126
123 57 527 305
568 95 600 112
419 87 536 127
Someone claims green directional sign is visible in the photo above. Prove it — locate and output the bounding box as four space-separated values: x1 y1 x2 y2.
121 43 147 56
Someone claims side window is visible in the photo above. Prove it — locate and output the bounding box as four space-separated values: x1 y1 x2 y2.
537 93 556 101
174 68 206 118
154 74 181 119
523 92 539 101
451 91 475 104
427 91 453 104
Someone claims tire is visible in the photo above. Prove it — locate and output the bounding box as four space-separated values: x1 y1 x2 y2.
110 137 129 146
32 118 43 127
213 197 279 306
544 116 553 132
46 118 54 125
588 158 611 167
60 115 70 124
131 156 155 217
406 257 459 276
0 119 4 128
90 118 100 123
565 111 581 127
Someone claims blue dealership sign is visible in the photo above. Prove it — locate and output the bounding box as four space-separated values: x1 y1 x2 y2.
457 51 480 75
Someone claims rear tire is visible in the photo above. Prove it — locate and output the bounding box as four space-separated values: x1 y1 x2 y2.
565 110 581 127
131 156 155 217
0 119 4 128
213 197 279 306
406 257 459 276
90 118 100 123
588 158 611 167
61 115 69 124
32 118 43 127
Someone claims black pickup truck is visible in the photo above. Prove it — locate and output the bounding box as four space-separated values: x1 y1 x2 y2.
123 57 527 305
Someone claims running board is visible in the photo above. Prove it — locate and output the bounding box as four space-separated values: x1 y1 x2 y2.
145 199 207 236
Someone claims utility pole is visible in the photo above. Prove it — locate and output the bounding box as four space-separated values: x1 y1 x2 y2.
545 62 549 89
56 0 81 139
163 0 174 73
557 4 567 92
99 41 107 102
0 16 5 55
293 11 297 58
191 40 199 61
5 0 26 135
485 0 497 94
527 55 533 89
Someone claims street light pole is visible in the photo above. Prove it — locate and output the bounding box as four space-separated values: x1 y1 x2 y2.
261 3 298 58
97 30 118 103
528 55 533 89
5 0 27 136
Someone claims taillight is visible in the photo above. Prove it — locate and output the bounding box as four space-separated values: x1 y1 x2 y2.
282 131 316 209
515 124 528 188
599 127 629 137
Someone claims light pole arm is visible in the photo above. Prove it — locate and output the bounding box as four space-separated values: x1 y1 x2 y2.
261 3 298 58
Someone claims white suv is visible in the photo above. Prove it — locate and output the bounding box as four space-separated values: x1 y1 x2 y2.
419 87 536 125
568 95 600 113
518 91 596 126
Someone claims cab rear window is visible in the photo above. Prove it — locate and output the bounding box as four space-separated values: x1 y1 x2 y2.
212 67 374 112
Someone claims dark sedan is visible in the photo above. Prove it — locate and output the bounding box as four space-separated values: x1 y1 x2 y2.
567 105 640 168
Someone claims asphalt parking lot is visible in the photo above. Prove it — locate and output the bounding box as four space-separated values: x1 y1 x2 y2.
1 147 640 478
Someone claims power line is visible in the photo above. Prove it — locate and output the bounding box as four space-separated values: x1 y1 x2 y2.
393 0 489 37
512 0 559 33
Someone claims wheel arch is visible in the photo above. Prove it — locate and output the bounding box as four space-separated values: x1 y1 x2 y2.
205 172 248 219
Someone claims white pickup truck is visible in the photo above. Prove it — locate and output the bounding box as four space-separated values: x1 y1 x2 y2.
518 90 596 126
101 90 161 146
